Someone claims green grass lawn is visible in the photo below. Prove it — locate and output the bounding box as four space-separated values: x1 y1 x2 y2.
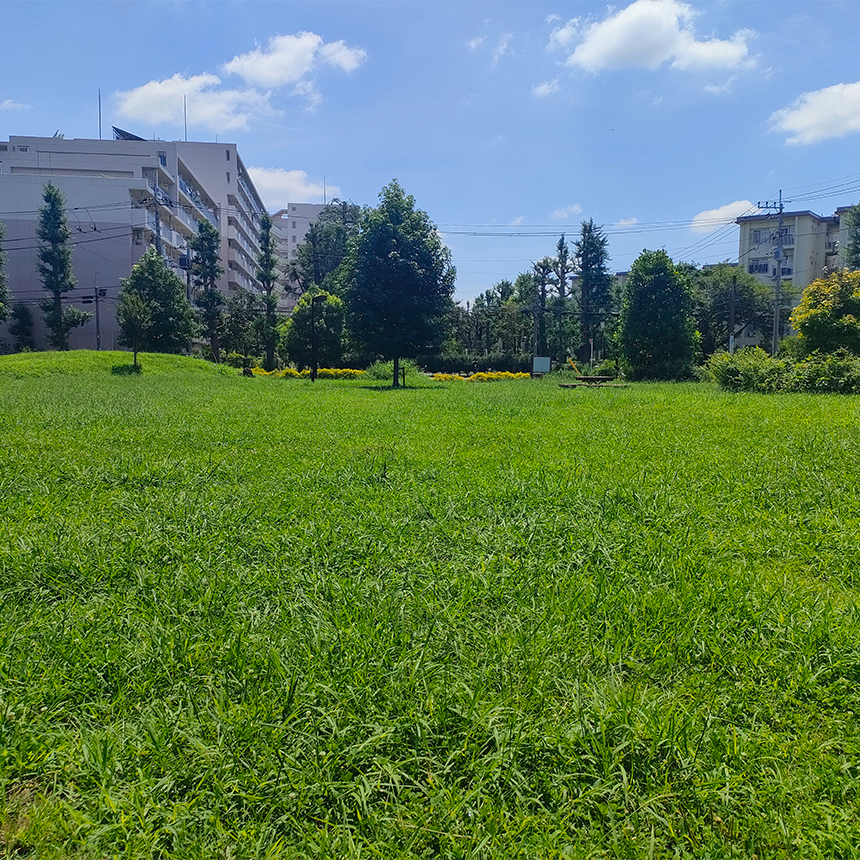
1 351 860 858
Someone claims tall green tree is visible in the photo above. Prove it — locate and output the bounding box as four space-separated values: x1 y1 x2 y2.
119 248 197 354
342 181 456 387
575 219 613 361
281 290 345 369
0 220 9 324
255 212 280 370
842 203 860 271
190 219 226 362
619 249 696 379
531 258 553 356
36 182 90 349
9 304 35 352
223 286 262 362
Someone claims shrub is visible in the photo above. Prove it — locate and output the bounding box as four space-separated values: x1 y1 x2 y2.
416 353 533 374
705 347 860 394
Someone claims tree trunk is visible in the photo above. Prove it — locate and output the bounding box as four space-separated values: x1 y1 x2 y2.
393 355 400 388
209 323 221 364
265 302 276 371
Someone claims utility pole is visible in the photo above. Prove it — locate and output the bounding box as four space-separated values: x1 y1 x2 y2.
728 274 737 355
94 272 101 351
757 190 787 355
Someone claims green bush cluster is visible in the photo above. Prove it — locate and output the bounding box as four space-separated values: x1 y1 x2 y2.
415 353 534 374
706 347 860 393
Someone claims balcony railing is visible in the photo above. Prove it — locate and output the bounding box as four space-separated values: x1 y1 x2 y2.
178 176 218 226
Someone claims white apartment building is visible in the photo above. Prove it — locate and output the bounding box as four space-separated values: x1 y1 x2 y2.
0 132 266 351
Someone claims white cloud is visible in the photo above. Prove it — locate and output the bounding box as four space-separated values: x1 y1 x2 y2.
509 215 524 225
1 99 31 110
492 33 513 65
552 204 583 219
566 0 753 74
616 217 639 226
771 81 860 145
224 32 366 87
115 74 276 132
548 18 581 52
292 80 323 112
691 200 758 233
532 78 560 98
467 36 485 51
318 40 368 72
246 167 339 209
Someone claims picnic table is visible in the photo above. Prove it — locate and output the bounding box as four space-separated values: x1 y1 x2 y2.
559 375 623 389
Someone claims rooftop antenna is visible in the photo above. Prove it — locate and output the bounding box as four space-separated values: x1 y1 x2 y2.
98 88 102 140
184 95 187 142
323 175 327 205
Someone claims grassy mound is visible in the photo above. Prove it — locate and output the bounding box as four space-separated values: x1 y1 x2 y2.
0 350 230 379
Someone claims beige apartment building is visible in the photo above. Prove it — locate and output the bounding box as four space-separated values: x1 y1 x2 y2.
735 206 853 345
0 132 266 351
271 203 327 313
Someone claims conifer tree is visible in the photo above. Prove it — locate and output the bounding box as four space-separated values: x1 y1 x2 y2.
255 212 280 371
190 219 226 362
575 219 613 361
36 182 90 349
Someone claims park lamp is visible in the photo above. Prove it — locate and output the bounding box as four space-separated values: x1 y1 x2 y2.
310 294 327 382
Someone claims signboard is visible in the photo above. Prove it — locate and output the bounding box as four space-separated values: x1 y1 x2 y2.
532 356 551 374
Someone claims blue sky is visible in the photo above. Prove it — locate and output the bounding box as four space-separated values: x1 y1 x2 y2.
4 0 860 301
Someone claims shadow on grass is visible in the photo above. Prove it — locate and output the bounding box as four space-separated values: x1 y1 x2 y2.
358 381 445 392
111 364 143 376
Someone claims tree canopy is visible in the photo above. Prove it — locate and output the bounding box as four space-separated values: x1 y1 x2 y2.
342 181 455 385
280 290 344 369
619 249 696 379
119 248 197 354
575 219 613 361
790 269 860 355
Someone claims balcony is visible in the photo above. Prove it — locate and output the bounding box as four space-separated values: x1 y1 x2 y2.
178 176 218 226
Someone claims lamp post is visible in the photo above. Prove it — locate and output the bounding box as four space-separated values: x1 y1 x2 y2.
310 293 326 382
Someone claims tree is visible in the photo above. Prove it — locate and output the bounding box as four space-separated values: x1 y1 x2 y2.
842 203 860 271
619 249 696 379
116 289 152 368
531 258 553 356
281 290 345 369
0 220 9 324
190 219 225 362
9 304 35 352
790 269 860 355
223 286 262 362
255 212 280 370
575 219 613 362
287 199 362 298
547 236 578 362
119 248 197 353
342 181 456 387
36 182 90 349
684 262 772 358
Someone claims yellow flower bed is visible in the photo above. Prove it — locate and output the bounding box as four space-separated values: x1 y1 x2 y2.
432 371 530 382
250 367 365 379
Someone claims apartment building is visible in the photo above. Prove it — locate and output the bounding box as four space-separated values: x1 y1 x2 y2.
0 132 266 351
735 206 854 345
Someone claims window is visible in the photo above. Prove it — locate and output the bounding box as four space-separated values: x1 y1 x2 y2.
750 228 772 246
292 235 297 242
226 149 230 161
0 145 7 151
226 172 230 183
748 260 770 274
157 150 167 167
0 162 3 173
17 145 29 152
292 221 296 228
291 205 297 211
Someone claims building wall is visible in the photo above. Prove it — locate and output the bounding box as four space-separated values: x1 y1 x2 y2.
271 203 327 313
0 135 266 352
